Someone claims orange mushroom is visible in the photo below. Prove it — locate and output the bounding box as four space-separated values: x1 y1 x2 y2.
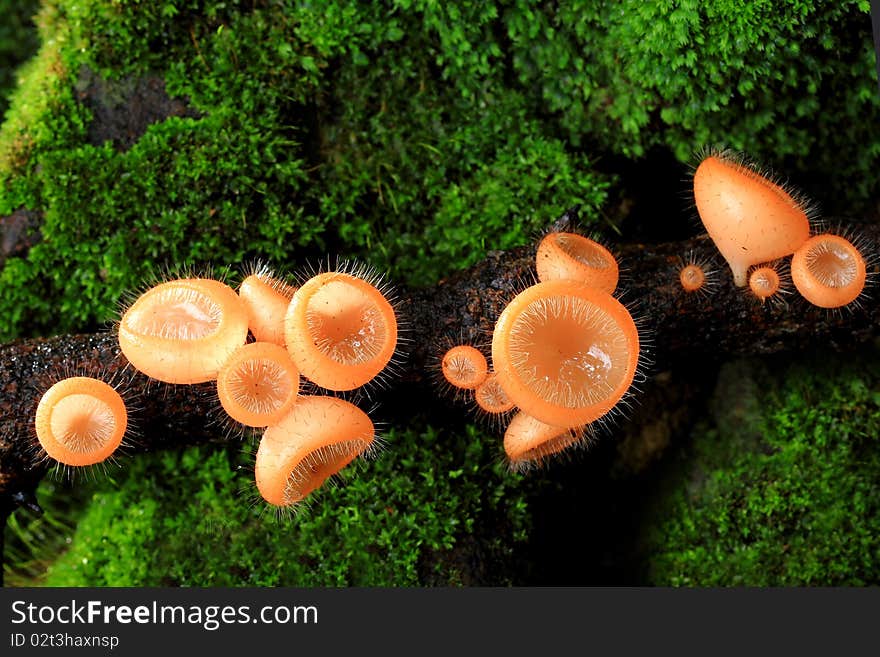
536 231 619 294
238 267 297 346
255 396 375 508
503 411 590 470
216 342 300 427
34 376 127 467
679 264 706 293
474 372 516 415
791 234 868 308
119 278 249 384
441 345 489 390
693 151 811 287
748 261 789 305
677 251 717 297
284 270 398 391
491 279 640 429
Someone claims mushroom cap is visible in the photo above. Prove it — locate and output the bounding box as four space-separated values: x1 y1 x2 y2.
503 411 585 466
791 234 867 308
748 265 782 301
216 342 300 427
35 376 127 466
474 372 516 414
694 155 810 286
491 279 639 429
239 273 296 346
536 232 619 294
441 345 489 390
119 278 249 384
255 396 374 506
679 264 706 293
284 271 398 391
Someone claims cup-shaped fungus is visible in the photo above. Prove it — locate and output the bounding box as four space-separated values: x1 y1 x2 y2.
693 152 810 287
504 411 587 469
238 270 297 346
119 278 249 384
216 342 300 427
34 377 127 466
679 263 707 293
255 396 375 507
491 279 639 429
441 345 489 390
536 232 619 294
474 372 516 415
748 263 787 304
790 234 867 308
284 271 397 391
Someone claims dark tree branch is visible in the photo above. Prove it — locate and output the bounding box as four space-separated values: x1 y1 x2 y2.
2 218 879 510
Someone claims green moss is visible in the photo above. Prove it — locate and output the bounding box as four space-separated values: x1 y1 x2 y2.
32 424 529 586
644 351 880 586
507 0 880 211
0 0 612 339
0 0 40 118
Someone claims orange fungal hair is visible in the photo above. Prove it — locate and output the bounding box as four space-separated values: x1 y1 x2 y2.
791 234 868 309
238 268 297 346
693 151 811 287
255 396 375 507
536 231 619 294
491 279 640 429
34 376 127 467
216 342 300 427
119 278 249 384
284 270 398 391
441 345 489 390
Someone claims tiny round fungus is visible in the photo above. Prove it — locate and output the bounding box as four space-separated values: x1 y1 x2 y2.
491 279 639 429
679 264 706 293
441 345 489 390
535 231 619 294
216 342 300 427
119 278 249 384
474 372 516 415
255 396 375 507
34 377 127 467
791 234 867 308
693 152 811 287
748 262 789 305
284 271 398 391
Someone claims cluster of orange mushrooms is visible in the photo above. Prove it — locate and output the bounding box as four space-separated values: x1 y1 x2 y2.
441 231 641 471
34 264 398 511
684 149 869 308
30 148 872 509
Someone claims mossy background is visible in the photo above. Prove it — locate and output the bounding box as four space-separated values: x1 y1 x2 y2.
2 0 879 586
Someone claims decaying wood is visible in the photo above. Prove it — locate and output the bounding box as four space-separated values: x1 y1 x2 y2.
1 213 879 511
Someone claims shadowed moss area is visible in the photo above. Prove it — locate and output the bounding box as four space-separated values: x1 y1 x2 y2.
0 0 39 118
642 349 880 586
6 424 530 586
